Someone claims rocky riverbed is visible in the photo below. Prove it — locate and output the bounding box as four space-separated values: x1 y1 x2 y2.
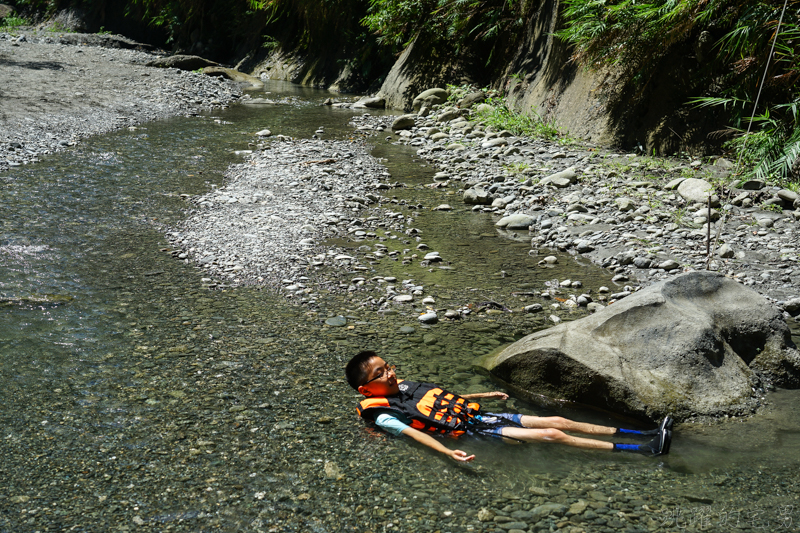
3 34 800 531
0 29 241 173
356 109 800 316
166 104 800 329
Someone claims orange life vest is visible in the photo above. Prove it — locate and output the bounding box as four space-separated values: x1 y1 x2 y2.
356 380 482 437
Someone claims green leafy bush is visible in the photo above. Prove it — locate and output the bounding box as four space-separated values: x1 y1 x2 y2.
1 15 30 29
475 97 567 142
361 0 527 54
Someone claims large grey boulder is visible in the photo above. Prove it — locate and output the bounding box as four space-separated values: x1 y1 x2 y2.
413 88 448 110
476 272 800 421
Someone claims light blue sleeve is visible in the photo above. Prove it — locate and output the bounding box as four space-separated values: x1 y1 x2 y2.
374 410 412 437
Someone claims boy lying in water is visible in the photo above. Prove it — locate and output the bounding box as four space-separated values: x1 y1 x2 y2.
346 351 672 462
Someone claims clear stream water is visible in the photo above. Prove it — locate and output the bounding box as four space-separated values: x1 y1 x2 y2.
2 81 800 532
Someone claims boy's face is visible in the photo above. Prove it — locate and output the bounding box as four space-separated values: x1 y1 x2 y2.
357 356 400 397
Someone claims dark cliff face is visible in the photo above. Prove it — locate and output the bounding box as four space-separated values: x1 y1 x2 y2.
375 0 730 155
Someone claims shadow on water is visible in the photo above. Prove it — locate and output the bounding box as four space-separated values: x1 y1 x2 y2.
1 79 799 531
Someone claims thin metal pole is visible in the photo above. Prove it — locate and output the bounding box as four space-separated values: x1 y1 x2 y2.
706 193 711 266
733 0 790 175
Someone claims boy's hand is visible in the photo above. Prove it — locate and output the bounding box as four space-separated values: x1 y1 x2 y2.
450 449 476 462
486 391 509 400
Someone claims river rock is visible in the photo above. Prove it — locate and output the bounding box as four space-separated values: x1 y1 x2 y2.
496 214 535 229
418 312 438 324
325 316 347 327
412 88 448 110
530 503 567 520
777 189 799 204
718 243 734 258
458 91 485 108
741 179 765 190
658 259 680 270
391 114 417 130
147 54 218 71
615 197 635 211
463 188 493 205
481 138 509 149
355 96 386 108
475 272 800 420
784 298 800 315
540 167 577 188
677 178 719 205
664 178 685 190
437 110 460 123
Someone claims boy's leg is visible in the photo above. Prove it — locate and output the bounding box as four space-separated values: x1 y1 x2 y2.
500 426 671 455
519 415 616 436
500 427 614 450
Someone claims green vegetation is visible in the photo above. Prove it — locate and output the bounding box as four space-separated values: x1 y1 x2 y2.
361 0 528 55
557 0 799 185
475 97 568 142
0 15 30 30
760 202 784 213
502 162 530 176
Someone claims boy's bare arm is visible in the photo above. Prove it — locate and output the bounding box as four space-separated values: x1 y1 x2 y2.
460 391 509 400
401 427 476 462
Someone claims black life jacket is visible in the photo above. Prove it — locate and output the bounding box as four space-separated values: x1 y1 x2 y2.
356 380 482 436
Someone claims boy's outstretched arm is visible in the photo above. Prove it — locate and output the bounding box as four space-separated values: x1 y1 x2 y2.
461 391 509 400
401 427 475 462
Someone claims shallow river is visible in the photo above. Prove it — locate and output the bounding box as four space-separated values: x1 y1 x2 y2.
2 81 800 532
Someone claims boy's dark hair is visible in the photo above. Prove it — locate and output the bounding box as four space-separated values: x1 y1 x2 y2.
345 350 378 390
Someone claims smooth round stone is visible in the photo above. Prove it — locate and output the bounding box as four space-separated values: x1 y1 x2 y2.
418 312 438 324
394 295 413 302
422 297 435 304
325 316 347 327
399 326 416 334
542 256 558 264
